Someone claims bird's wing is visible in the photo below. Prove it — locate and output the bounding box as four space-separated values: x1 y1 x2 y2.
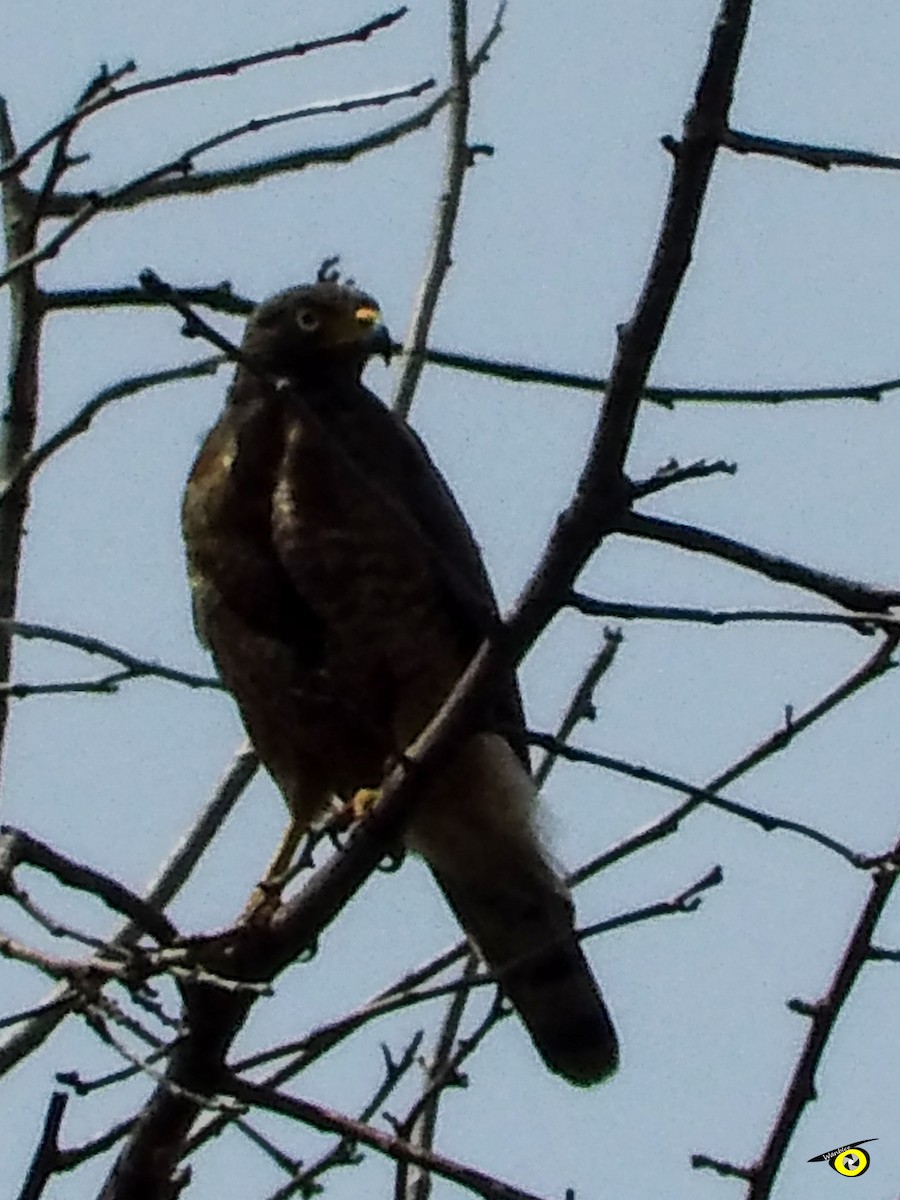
282 380 532 768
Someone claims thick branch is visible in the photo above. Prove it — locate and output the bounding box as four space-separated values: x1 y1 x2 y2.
0 98 43 797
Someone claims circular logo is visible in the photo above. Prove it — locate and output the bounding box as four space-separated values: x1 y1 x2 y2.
831 1148 870 1177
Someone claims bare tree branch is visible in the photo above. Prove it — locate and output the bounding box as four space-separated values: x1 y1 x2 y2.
533 628 623 788
0 98 43 796
16 1091 67 1200
628 456 737 499
0 746 256 1078
569 592 897 633
0 355 227 505
0 827 178 944
528 732 867 868
396 955 478 1200
619 511 900 613
260 1033 423 1200
226 1077 555 1200
722 126 900 171
392 0 481 418
695 838 900 1197
0 83 434 290
0 9 412 181
41 7 505 221
568 632 898 886
0 618 221 690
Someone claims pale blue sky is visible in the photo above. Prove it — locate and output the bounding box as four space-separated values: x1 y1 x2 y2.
2 3 900 1197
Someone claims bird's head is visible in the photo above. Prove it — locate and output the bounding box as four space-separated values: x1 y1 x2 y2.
242 280 393 380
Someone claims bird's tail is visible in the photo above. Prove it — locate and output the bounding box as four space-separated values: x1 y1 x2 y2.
407 733 618 1085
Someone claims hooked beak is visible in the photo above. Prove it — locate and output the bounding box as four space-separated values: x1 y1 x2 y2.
368 321 395 366
354 304 394 365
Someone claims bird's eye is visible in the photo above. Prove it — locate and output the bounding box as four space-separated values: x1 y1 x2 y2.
296 308 320 332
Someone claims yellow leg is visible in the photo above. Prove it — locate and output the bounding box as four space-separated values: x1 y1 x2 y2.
242 816 304 924
348 786 381 821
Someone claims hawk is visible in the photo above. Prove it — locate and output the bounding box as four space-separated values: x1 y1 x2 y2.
182 276 618 1084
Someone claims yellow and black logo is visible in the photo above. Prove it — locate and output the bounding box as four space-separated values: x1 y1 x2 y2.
808 1139 877 1177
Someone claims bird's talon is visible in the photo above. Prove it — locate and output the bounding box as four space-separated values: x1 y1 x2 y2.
242 880 284 927
348 786 381 822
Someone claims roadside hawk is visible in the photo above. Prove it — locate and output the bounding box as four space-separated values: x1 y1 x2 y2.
181 275 619 1084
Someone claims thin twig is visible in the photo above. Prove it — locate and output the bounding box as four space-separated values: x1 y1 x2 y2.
0 355 226 505
628 456 737 499
0 83 433 289
0 618 222 690
396 955 478 1200
569 592 898 633
261 1033 425 1200
695 844 900 1197
0 997 69 1031
0 745 257 1077
0 827 178 944
392 0 481 418
55 1116 137 1171
0 670 132 699
722 127 900 172
0 9 411 181
619 511 900 614
534 628 623 788
227 1077 553 1200
43 7 505 220
568 632 899 886
528 733 867 867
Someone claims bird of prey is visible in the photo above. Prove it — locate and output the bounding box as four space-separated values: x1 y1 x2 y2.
181 273 618 1084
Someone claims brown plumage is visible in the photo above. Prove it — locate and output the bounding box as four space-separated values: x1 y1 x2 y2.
181 277 618 1084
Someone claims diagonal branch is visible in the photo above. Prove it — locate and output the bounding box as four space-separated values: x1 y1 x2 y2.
0 618 222 690
0 827 178 944
392 0 482 418
227 1077 554 1200
0 83 434 290
528 732 867 868
694 837 900 1198
569 631 898 886
16 1091 67 1200
42 7 505 221
0 8 411 182
722 127 900 172
0 355 226 505
619 511 900 613
96 5 756 1193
